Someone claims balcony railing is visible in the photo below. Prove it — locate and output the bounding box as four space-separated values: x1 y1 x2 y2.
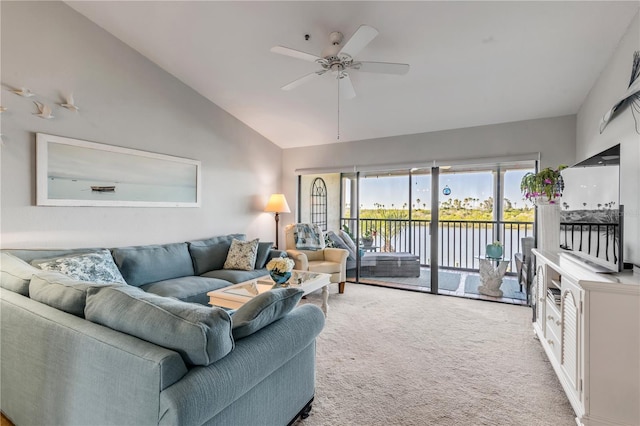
340 217 619 272
341 218 532 272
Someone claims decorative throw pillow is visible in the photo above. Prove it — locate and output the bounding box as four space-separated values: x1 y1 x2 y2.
188 234 246 275
32 250 127 284
231 287 304 339
324 233 337 248
223 238 259 271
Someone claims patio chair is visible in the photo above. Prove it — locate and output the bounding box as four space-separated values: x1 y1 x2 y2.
285 224 349 294
514 236 535 304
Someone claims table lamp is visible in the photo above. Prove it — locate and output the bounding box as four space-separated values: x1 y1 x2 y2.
264 194 291 249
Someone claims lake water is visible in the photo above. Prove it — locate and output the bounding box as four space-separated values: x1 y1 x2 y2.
48 177 196 203
366 224 616 272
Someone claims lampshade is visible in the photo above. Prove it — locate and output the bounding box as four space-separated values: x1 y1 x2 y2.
264 194 291 213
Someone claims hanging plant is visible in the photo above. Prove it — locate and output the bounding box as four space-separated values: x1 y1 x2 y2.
520 165 567 204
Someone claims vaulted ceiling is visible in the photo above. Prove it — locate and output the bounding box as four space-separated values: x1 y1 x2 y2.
66 1 639 149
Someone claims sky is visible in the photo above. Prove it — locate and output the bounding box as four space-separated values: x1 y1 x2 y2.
357 169 532 210
48 140 197 188
354 165 620 211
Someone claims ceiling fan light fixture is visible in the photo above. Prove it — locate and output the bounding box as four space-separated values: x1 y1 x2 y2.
321 44 341 59
272 24 409 95
328 31 343 45
271 24 410 141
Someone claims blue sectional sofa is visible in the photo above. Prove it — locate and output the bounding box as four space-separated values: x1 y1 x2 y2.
0 234 326 425
4 233 279 305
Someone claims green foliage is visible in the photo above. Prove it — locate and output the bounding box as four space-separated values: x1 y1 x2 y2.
520 165 567 203
360 203 534 223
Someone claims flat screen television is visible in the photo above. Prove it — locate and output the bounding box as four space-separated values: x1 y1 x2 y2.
559 144 623 273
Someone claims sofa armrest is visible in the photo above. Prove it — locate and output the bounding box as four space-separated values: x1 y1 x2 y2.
323 247 349 264
1 289 188 426
286 249 309 271
159 304 325 426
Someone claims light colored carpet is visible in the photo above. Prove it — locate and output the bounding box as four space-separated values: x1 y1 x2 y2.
297 283 575 426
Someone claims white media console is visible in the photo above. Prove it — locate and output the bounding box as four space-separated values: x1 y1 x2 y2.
532 249 640 426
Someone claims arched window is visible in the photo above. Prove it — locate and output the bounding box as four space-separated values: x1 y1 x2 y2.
311 178 328 231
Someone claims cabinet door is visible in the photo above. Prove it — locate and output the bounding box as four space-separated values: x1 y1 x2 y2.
561 280 582 398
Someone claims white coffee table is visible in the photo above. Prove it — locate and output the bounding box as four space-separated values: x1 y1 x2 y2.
207 270 332 315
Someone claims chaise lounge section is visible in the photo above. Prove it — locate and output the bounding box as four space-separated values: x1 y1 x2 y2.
324 229 420 278
359 252 421 277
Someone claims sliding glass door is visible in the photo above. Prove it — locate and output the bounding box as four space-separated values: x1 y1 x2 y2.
297 160 535 301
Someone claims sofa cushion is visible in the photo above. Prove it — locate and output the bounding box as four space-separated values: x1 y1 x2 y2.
188 234 246 275
201 268 268 284
326 231 356 261
85 286 234 366
29 271 124 317
0 252 41 296
111 243 194 287
231 288 304 339
141 275 231 305
339 230 358 255
254 241 273 269
223 238 259 271
31 250 127 284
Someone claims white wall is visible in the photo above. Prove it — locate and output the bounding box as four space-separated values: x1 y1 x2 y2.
299 173 342 231
0 1 282 249
283 115 576 221
576 12 640 266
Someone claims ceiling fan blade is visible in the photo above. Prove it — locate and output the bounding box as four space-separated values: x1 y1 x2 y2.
281 70 327 91
355 61 410 75
270 46 322 63
339 74 356 100
338 25 379 58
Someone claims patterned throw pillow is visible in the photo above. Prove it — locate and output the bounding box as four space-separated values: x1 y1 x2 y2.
324 233 337 248
32 249 127 284
223 238 259 271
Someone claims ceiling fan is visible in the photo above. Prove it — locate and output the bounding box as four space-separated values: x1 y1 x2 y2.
270 25 409 99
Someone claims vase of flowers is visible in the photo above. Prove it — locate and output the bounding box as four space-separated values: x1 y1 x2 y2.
266 256 295 285
520 165 567 205
486 241 503 259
